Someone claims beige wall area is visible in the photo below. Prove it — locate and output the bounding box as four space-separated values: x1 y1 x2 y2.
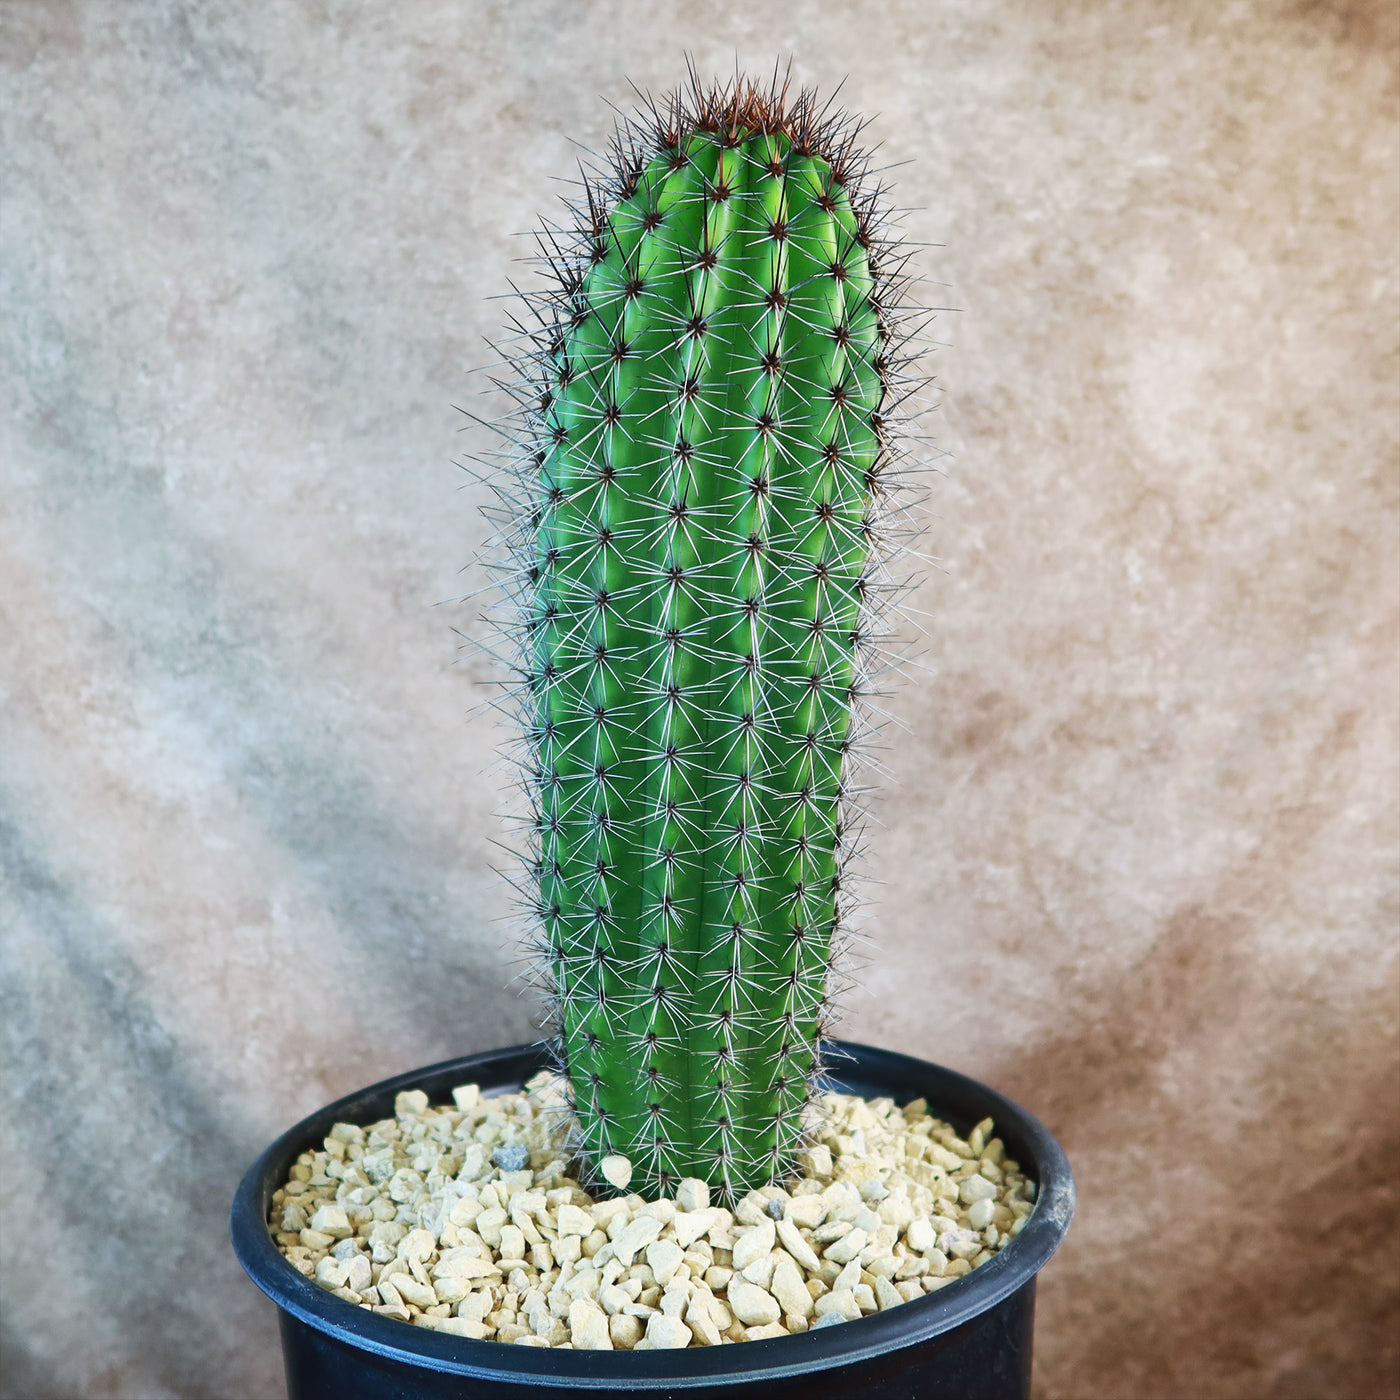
2 2 1396 1397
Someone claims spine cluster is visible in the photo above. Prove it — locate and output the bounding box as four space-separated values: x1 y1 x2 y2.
473 70 930 1199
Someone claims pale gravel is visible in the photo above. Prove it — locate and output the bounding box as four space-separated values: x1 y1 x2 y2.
269 1071 1039 1348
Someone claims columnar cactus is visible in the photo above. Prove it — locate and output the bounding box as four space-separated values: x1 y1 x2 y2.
477 71 926 1199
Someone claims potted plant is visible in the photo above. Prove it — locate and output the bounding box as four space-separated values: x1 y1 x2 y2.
231 68 1074 1400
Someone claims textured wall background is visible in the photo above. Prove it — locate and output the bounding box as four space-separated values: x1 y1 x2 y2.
2 2 1396 1397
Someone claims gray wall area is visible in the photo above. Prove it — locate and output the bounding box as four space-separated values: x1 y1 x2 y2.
2 2 1396 1396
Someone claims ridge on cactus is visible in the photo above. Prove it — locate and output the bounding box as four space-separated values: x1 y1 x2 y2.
468 65 932 1202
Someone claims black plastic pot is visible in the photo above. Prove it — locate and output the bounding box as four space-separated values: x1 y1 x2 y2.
231 1040 1073 1399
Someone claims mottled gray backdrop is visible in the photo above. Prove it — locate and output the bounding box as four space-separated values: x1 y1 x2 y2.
2 2 1397 1397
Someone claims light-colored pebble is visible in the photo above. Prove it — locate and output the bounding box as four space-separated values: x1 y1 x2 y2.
774 1218 822 1272
598 1282 630 1315
906 1217 936 1253
609 1313 643 1349
960 1174 999 1205
740 1250 779 1290
731 1218 775 1270
556 1202 594 1236
392 1274 438 1309
770 1256 814 1320
641 1314 692 1349
474 1208 508 1247
600 1155 633 1191
726 1279 781 1326
659 1286 691 1318
822 1227 868 1264
343 1255 372 1294
671 1210 713 1250
946 1234 982 1261
568 1298 612 1350
685 1293 722 1346
271 1071 1035 1352
675 1178 710 1212
746 1321 789 1341
785 1195 828 1229
646 1239 685 1287
612 1215 665 1267
814 1289 862 1322
309 1205 352 1240
444 1316 490 1338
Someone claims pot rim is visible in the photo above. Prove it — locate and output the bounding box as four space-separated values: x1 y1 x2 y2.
230 1039 1074 1389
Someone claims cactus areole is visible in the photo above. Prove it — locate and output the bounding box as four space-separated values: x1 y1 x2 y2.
483 71 926 1200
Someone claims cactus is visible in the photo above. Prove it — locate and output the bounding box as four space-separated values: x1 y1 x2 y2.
475 70 926 1199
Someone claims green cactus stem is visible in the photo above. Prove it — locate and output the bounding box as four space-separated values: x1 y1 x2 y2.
477 70 927 1199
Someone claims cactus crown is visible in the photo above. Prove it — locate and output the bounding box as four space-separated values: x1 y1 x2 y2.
472 67 930 1200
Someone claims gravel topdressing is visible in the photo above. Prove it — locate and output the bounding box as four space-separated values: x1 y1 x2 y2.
269 1071 1038 1350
